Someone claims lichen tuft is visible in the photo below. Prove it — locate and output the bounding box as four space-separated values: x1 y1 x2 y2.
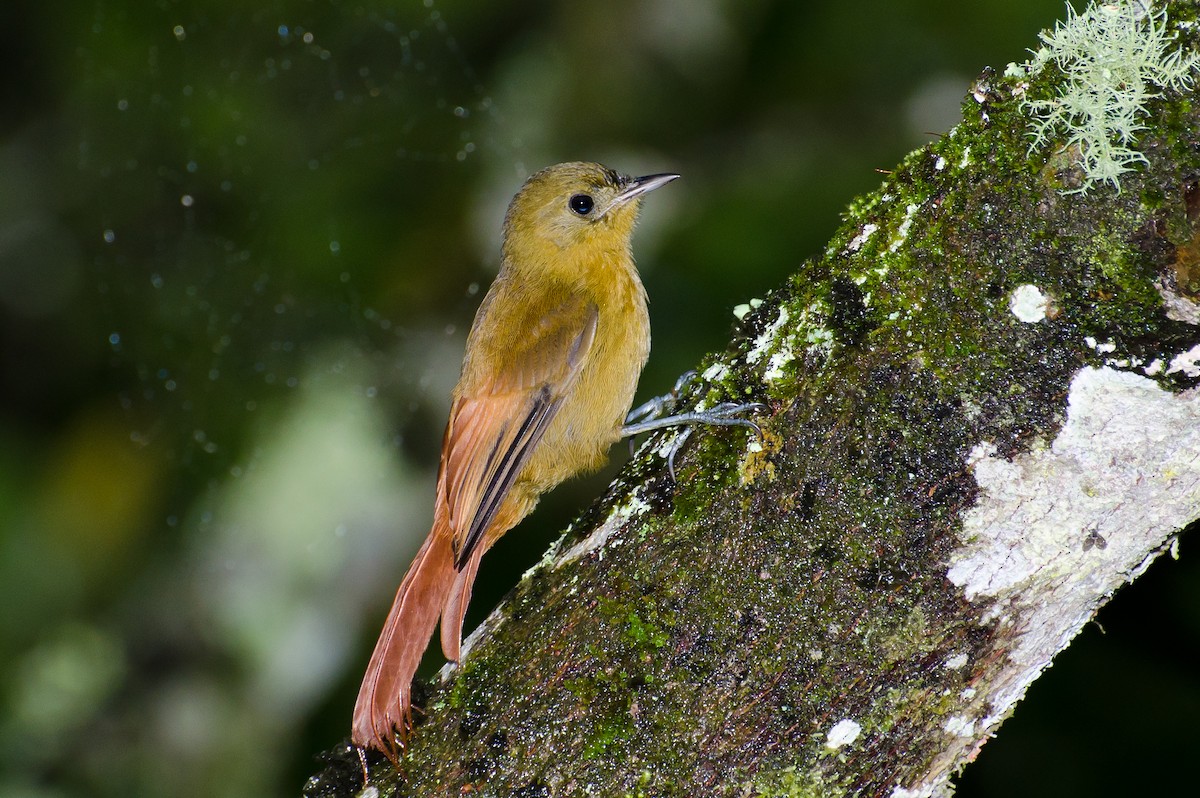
1018 1 1199 194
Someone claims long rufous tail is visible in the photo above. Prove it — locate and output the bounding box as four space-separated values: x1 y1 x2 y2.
351 520 456 760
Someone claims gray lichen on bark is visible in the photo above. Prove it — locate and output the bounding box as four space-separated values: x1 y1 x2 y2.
305 2 1200 795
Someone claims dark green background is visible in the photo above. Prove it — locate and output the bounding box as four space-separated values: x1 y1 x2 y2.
0 1 1195 796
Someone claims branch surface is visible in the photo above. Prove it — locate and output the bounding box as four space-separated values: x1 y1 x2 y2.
306 3 1200 795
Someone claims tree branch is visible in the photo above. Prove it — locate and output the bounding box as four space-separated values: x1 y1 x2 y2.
306 2 1200 795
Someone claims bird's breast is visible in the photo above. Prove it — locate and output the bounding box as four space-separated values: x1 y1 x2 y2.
524 267 650 491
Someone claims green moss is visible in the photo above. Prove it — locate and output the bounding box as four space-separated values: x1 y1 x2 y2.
750 766 840 798
875 606 933 665
625 610 669 649
446 650 495 712
582 713 636 760
668 428 752 526
1079 224 1165 333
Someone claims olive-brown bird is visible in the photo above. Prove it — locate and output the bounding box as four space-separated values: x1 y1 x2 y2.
352 162 759 760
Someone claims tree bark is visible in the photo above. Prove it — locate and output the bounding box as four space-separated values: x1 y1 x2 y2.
306 2 1200 795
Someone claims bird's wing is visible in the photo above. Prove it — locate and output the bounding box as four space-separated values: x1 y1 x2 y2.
439 294 598 568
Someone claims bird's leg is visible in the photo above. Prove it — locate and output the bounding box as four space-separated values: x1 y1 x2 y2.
621 400 767 438
658 427 694 482
625 369 698 427
625 370 697 456
622 370 766 479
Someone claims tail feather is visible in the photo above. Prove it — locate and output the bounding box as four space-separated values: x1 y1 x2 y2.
351 522 456 760
439 548 483 664
440 496 531 664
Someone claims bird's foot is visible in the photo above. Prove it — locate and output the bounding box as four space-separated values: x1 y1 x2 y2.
621 399 767 480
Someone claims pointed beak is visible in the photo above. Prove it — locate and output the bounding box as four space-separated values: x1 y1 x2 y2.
613 172 680 207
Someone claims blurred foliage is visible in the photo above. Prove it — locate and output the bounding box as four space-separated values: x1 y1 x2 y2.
0 1 1195 796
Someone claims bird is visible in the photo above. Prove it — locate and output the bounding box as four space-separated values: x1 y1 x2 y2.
352 162 761 761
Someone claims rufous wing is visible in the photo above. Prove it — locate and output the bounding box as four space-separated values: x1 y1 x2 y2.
436 294 598 658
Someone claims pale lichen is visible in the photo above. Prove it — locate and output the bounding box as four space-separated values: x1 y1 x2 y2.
701 361 730 383
1009 284 1050 323
824 718 862 750
942 715 976 738
763 339 796 383
733 298 764 321
947 367 1200 733
888 203 920 253
1166 341 1200 376
746 306 791 368
845 223 879 254
1019 1 1199 194
553 490 652 569
889 786 938 798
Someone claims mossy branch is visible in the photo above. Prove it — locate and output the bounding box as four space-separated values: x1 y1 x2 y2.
306 2 1200 795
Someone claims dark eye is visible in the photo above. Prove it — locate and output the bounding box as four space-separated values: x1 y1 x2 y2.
568 194 594 215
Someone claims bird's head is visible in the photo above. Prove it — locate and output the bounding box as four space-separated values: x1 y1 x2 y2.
501 162 677 272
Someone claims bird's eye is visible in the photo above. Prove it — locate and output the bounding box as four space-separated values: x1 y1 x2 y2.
568 194 595 215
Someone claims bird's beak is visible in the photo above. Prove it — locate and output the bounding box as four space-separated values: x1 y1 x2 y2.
613 172 680 207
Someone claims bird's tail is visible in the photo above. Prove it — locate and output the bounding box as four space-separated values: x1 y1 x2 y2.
439 548 483 664
351 520 456 761
439 494 533 663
